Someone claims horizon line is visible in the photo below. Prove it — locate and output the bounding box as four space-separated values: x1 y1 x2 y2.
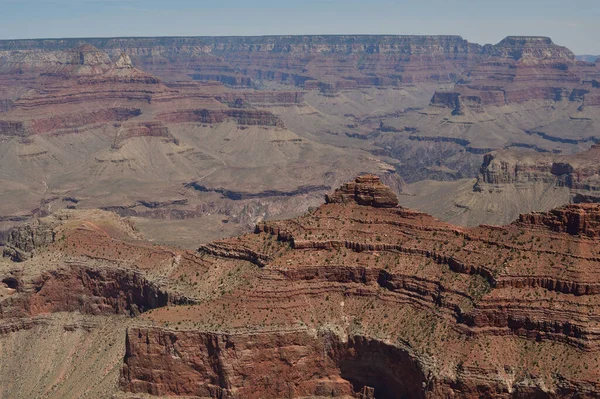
0 33 559 46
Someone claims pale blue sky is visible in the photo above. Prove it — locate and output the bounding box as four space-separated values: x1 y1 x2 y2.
0 0 599 54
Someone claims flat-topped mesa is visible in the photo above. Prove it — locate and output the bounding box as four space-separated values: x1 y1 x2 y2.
518 203 600 237
0 35 481 54
325 175 398 208
486 36 576 61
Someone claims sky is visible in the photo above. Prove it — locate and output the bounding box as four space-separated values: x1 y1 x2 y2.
0 0 599 54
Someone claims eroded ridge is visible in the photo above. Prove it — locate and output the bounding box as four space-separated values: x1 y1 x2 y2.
124 176 600 398
3 178 600 398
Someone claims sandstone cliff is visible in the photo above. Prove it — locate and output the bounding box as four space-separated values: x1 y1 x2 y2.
3 179 600 397
120 177 600 398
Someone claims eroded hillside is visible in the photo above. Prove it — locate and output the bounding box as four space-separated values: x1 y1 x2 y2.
2 177 600 398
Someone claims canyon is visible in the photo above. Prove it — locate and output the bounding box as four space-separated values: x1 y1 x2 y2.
2 177 600 397
0 35 598 247
0 34 600 398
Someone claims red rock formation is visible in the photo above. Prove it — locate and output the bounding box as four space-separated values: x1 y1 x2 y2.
122 328 354 398
4 179 600 397
121 328 429 399
326 175 399 208
29 107 141 134
518 204 600 237
116 177 600 398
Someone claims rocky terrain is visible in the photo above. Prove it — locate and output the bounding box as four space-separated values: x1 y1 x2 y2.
0 42 402 246
399 144 600 227
1 176 600 398
0 35 483 88
1 35 599 245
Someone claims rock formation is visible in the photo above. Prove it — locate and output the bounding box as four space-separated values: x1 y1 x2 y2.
0 35 484 87
325 174 399 208
431 36 598 109
2 178 600 397
119 177 600 398
476 144 600 201
518 203 600 237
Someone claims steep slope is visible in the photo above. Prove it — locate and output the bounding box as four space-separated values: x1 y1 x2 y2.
3 177 600 397
121 176 600 398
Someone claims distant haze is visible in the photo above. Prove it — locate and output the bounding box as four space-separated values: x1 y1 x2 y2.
1 0 599 54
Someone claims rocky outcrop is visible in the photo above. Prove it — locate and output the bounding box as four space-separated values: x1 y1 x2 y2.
2 219 57 261
118 177 600 397
475 145 600 201
326 175 399 208
431 36 598 108
159 108 284 127
518 204 600 237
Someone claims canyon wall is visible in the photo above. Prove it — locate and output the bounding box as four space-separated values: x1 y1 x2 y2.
0 35 484 87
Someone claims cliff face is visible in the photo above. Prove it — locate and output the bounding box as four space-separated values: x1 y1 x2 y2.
158 108 285 127
519 204 600 237
4 179 600 397
476 145 600 201
0 35 484 87
122 328 427 399
120 176 600 398
430 36 599 109
1 35 596 111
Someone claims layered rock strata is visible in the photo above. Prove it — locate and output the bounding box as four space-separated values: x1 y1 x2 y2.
326 174 399 208
431 36 600 109
120 177 600 398
0 35 484 87
475 144 600 201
